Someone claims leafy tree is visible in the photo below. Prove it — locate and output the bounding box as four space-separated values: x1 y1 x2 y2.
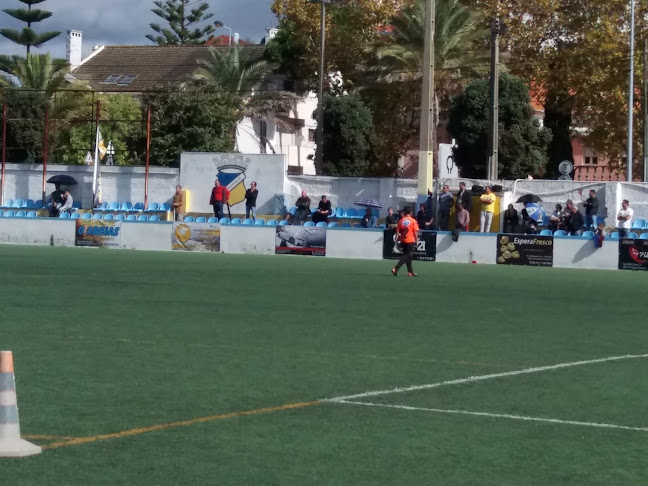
141 83 239 167
0 0 61 55
0 89 49 163
316 94 375 176
0 53 67 96
146 0 215 45
448 74 552 179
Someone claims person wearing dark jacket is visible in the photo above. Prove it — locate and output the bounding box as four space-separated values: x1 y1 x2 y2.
567 205 585 235
580 189 599 230
456 182 472 212
503 204 518 233
286 190 311 225
244 181 258 221
313 195 332 224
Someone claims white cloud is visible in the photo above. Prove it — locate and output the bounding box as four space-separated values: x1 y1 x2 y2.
0 0 277 58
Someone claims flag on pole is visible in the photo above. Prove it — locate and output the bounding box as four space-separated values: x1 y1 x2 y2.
92 127 104 207
97 130 107 160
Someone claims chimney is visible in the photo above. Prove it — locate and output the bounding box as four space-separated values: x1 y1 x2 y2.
66 30 83 70
234 33 240 45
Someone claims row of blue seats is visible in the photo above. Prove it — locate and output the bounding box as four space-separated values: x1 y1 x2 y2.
183 216 375 228
537 229 648 239
94 201 171 212
61 213 162 221
630 218 648 229
288 206 378 219
0 198 81 210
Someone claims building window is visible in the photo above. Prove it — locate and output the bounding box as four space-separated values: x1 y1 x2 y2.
308 129 316 142
584 156 599 165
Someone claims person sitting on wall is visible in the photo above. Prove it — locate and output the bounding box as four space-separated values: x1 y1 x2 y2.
385 207 399 229
594 222 607 248
286 190 311 225
361 208 376 228
312 195 331 224
57 190 73 216
49 183 65 217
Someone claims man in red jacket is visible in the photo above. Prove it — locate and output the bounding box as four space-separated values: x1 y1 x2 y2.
209 179 230 219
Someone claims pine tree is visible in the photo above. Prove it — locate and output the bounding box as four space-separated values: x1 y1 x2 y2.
146 0 215 45
0 0 61 55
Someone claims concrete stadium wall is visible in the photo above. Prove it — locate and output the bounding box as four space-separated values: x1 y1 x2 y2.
220 225 275 255
1 164 179 209
120 221 172 251
0 218 75 247
325 228 384 260
553 237 618 270
435 232 498 265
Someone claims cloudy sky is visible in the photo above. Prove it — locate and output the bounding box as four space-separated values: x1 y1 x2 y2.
0 0 278 58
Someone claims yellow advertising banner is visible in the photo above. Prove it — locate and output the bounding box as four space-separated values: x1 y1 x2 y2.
172 222 221 252
75 219 122 248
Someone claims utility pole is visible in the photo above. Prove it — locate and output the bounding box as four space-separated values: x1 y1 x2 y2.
417 0 435 198
487 17 501 181
315 0 326 174
627 0 636 182
641 36 648 182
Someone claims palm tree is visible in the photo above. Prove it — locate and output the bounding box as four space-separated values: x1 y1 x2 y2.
1 53 68 96
194 45 298 151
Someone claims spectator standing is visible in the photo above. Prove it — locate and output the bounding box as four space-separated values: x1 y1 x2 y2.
312 195 332 224
391 206 419 277
416 203 433 230
361 208 375 228
385 207 399 228
456 182 472 212
479 186 496 232
287 190 311 225
567 204 584 235
617 199 634 238
580 189 599 230
503 204 518 233
244 181 258 221
172 185 184 221
548 204 562 232
58 190 73 216
425 189 437 229
209 179 230 219
452 202 470 242
438 185 454 231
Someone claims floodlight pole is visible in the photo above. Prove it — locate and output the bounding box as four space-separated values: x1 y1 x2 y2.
315 0 326 174
41 106 49 206
145 104 151 209
1 102 6 206
627 0 636 182
417 0 435 197
487 17 501 181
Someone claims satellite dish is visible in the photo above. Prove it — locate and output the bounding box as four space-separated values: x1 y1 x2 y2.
558 175 572 181
558 160 573 176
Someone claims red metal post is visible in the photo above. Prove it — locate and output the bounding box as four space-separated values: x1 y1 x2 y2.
41 105 50 206
145 104 151 209
1 102 7 206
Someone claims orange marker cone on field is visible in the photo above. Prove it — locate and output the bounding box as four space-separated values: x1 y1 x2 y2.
0 351 41 457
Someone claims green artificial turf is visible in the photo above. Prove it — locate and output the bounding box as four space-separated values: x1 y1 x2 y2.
0 245 647 485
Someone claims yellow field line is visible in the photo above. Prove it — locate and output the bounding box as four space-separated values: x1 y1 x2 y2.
24 434 78 440
42 400 324 450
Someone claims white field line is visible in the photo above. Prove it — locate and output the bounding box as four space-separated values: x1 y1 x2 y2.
334 400 648 433
326 353 648 402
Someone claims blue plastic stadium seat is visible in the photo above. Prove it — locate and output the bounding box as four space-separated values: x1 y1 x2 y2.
115 214 125 221
581 231 594 238
58 212 70 219
195 216 207 223
288 206 297 216
344 208 358 219
26 211 37 218
609 231 619 239
161 203 171 211
120 202 133 211
243 218 254 225
255 219 266 225
72 201 81 209
328 222 338 228
132 202 145 212
1 199 13 208
97 202 109 211
231 218 242 224
631 218 645 229
23 199 34 208
124 214 136 221
103 213 114 220
92 213 103 220
207 217 218 223
266 220 278 226
304 221 315 227
108 201 120 211
5 210 15 217
219 217 230 224
554 230 567 236
183 216 195 222
341 223 352 228
146 202 160 212
379 224 386 229
0 210 4 217
11 199 23 208
138 215 148 222
71 212 81 219
278 220 289 226
81 213 91 219
334 207 345 218
639 233 648 240
627 232 638 239
15 210 26 217
149 215 161 222
315 222 327 228
539 229 553 236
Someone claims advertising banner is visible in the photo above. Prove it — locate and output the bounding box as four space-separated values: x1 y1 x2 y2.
618 238 648 271
172 222 221 252
383 229 437 261
496 234 553 267
275 225 326 256
75 219 122 248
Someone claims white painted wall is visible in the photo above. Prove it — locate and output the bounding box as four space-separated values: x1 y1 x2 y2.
120 221 172 251
220 225 275 255
435 232 497 265
553 236 618 270
0 218 75 246
325 228 384 260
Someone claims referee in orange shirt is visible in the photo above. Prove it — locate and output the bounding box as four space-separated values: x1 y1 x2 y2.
391 206 419 277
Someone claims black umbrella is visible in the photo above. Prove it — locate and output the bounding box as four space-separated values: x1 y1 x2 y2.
47 175 78 186
516 194 542 204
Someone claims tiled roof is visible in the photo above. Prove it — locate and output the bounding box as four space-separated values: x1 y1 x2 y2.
70 45 265 92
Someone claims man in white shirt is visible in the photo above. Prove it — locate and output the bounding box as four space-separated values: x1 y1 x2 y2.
58 190 73 216
617 199 633 238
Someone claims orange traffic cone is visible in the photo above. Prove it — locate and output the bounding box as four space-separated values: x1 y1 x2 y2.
0 351 41 457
